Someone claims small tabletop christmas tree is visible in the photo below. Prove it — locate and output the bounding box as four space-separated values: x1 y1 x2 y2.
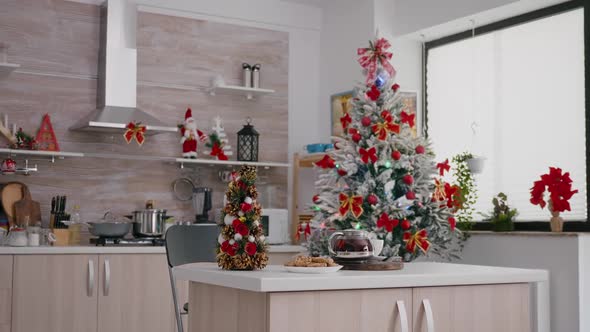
307 37 464 261
217 165 268 270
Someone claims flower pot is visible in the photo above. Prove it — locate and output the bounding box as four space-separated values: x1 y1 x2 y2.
466 157 485 174
550 210 564 232
492 219 514 232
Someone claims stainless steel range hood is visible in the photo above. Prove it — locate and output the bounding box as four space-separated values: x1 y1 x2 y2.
70 0 177 135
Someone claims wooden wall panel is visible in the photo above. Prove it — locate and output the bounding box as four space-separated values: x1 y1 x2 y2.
0 2 288 231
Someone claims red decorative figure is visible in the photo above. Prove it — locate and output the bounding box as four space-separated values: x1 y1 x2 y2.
180 108 206 158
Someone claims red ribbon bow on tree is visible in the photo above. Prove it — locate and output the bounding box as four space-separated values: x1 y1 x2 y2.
340 113 352 130
359 146 378 164
436 159 451 176
339 193 364 219
357 38 396 85
376 212 399 232
403 229 430 253
315 154 336 169
210 142 228 160
124 122 146 146
400 111 415 128
372 111 400 140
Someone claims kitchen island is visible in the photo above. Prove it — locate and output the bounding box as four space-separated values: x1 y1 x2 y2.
175 262 549 332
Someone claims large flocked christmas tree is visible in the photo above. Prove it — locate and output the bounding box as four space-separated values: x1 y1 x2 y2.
307 38 464 261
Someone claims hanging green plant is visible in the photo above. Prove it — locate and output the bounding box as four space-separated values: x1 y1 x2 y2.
451 152 478 231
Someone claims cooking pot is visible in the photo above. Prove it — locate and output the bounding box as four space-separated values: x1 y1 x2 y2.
132 209 167 237
328 229 374 260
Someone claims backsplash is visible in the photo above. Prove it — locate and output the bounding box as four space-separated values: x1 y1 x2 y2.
0 1 288 224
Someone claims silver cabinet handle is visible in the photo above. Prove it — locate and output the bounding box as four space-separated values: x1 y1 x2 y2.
423 299 435 332
87 259 94 297
104 258 110 296
396 300 409 332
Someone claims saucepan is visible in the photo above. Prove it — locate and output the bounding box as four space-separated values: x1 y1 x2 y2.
83 212 132 238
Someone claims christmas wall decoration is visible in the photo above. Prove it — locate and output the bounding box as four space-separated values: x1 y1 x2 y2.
179 108 207 158
14 128 37 150
123 122 146 146
217 165 268 270
35 114 60 151
206 116 232 160
307 37 464 262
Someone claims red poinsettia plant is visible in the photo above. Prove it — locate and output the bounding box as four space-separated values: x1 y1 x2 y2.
530 167 578 212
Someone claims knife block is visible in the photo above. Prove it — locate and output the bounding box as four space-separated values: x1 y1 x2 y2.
53 229 70 246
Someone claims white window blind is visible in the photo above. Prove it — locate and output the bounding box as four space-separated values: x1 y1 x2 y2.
427 8 587 221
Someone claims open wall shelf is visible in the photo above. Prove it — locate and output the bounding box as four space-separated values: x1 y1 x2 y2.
0 63 20 77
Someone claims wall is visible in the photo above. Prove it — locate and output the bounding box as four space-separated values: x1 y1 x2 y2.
0 0 303 225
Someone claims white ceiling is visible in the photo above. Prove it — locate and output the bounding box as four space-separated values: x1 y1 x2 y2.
280 0 324 8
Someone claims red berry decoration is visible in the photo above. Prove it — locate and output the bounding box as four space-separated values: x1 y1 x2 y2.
240 202 253 212
401 219 411 230
392 150 402 160
415 145 425 154
367 194 378 205
403 174 414 185
392 83 400 92
352 133 362 142
406 191 416 200
361 116 372 127
245 242 258 256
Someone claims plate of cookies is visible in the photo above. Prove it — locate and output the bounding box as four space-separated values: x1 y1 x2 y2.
283 256 343 274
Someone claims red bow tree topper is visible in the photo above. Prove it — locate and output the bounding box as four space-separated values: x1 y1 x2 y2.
357 38 396 85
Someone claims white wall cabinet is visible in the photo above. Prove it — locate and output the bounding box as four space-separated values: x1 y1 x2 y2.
11 254 175 332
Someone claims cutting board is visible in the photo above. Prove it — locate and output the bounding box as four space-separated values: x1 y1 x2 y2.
1 182 25 228
14 186 41 227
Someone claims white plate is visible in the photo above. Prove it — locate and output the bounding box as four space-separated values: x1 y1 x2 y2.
284 265 343 274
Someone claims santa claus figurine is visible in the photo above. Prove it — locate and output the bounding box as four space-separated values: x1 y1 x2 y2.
180 108 207 158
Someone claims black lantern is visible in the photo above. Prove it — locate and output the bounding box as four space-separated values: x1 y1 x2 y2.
237 118 259 162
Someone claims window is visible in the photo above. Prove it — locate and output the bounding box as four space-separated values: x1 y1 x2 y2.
426 3 587 223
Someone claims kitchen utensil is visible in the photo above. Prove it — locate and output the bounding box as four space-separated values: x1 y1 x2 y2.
83 212 132 238
53 229 69 246
131 209 167 237
14 186 41 227
40 229 56 246
328 229 374 261
193 187 212 223
27 225 40 246
284 265 343 274
172 178 194 201
1 182 25 228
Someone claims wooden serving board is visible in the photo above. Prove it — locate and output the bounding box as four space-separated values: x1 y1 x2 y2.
339 259 404 271
1 182 25 228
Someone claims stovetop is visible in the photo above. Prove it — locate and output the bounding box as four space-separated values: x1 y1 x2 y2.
90 237 166 246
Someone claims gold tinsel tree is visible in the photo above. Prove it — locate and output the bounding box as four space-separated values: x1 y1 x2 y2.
217 165 268 270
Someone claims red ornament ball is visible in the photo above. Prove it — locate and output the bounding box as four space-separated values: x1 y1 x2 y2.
367 194 379 205
415 145 425 154
361 116 372 127
337 168 347 176
241 202 253 212
234 223 249 237
401 219 411 230
352 133 362 142
405 191 416 200
403 174 414 185
312 194 321 204
245 242 258 256
392 150 402 160
392 83 400 92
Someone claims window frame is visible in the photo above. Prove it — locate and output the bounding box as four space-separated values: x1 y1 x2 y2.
424 0 590 231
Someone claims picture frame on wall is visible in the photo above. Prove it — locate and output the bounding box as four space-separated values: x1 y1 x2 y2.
330 90 354 137
397 90 422 137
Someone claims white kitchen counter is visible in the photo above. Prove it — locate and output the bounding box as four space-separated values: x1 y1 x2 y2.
0 244 304 255
174 262 548 293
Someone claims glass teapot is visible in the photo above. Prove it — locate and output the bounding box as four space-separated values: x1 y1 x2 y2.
328 229 373 260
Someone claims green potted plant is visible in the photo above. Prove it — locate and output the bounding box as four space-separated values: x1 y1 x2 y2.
451 152 478 231
487 192 518 232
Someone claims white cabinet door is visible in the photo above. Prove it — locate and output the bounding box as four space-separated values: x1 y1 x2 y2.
0 255 13 332
268 288 413 332
12 255 99 332
412 283 531 332
97 254 175 332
